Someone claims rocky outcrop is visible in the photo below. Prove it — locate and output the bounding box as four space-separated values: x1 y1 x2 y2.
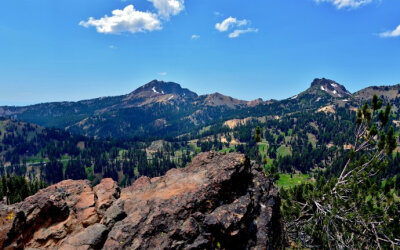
0 152 283 249
0 178 120 249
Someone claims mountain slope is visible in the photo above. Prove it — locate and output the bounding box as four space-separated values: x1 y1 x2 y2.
353 84 400 102
0 117 93 169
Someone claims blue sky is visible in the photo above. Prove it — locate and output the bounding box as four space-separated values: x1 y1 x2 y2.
0 0 400 105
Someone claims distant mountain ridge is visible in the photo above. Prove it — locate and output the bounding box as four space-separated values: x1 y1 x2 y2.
0 78 399 138
0 80 262 138
353 84 400 102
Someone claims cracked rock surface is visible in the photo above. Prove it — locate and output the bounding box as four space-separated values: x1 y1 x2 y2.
0 152 283 249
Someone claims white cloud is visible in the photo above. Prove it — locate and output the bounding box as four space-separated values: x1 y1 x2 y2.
215 16 257 38
379 24 400 38
228 28 258 38
314 0 373 9
215 17 248 32
109 45 117 49
191 34 200 40
158 72 168 76
148 0 185 18
79 5 162 34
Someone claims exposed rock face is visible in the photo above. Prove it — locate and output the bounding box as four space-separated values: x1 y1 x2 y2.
0 178 120 249
309 78 351 98
0 152 283 249
201 93 249 108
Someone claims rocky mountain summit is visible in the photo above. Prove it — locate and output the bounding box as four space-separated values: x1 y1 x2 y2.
199 92 249 109
127 80 198 98
309 78 351 98
0 152 283 249
122 80 199 107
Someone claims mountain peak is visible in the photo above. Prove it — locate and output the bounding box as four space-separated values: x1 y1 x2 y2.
310 78 337 87
309 78 351 98
202 92 249 108
124 80 198 102
141 80 171 89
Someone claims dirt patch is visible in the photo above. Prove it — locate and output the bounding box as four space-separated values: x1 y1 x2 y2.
343 144 353 150
224 118 254 129
77 141 85 150
317 105 336 114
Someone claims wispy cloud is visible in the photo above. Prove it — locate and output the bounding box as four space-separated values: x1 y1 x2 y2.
228 28 258 38
79 5 161 34
379 24 400 38
158 72 168 76
314 0 374 9
109 45 117 49
215 17 248 32
191 34 200 40
215 16 257 38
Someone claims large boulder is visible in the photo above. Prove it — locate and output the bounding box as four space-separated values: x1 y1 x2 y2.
0 152 283 249
0 178 120 249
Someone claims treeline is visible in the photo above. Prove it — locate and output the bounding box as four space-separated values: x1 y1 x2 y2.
1 118 198 186
0 175 47 205
1 140 195 187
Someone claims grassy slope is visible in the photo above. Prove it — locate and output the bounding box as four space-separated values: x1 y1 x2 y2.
277 173 313 189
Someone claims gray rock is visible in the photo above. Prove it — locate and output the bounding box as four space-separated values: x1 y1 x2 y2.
103 199 126 228
61 224 108 250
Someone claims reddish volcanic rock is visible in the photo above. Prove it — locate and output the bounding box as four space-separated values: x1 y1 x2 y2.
0 152 283 249
0 178 120 249
94 178 120 215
